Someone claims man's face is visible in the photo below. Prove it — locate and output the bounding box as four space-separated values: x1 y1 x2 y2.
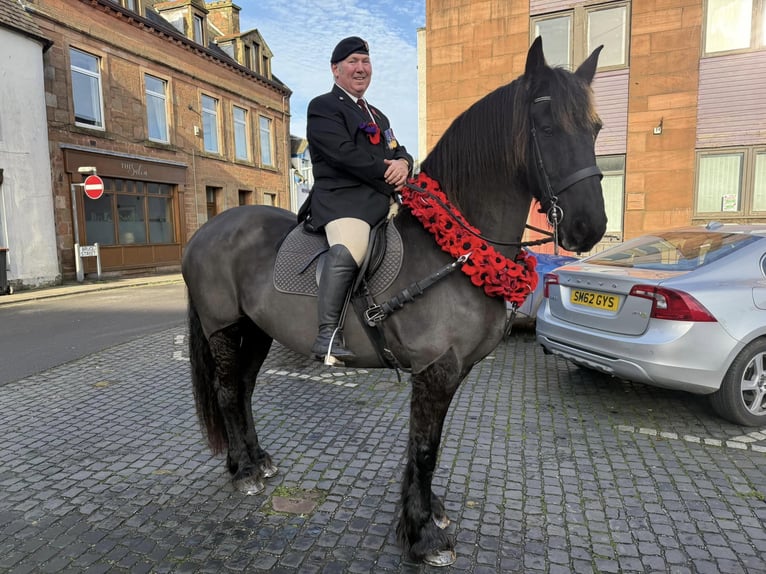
332 53 372 98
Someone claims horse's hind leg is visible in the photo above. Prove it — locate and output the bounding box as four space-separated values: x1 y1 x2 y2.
238 319 278 480
397 348 468 567
209 320 273 495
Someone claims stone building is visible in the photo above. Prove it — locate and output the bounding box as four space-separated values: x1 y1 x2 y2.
422 1 766 253
7 0 290 288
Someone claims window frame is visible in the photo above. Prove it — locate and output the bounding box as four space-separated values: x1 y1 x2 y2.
694 147 766 218
84 177 176 246
233 105 250 161
703 0 766 56
144 73 170 144
258 115 274 167
530 1 631 72
201 94 221 154
70 47 105 130
193 14 205 45
597 155 626 239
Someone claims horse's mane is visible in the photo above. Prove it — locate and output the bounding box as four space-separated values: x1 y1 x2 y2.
420 64 599 211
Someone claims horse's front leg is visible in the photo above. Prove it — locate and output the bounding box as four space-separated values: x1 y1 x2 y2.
397 349 466 566
209 326 267 495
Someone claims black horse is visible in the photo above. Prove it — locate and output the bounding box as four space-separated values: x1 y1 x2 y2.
182 38 606 566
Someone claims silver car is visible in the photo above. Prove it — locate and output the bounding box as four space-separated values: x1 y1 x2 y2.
536 222 766 426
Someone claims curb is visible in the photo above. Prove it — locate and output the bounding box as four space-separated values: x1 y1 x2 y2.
0 274 184 306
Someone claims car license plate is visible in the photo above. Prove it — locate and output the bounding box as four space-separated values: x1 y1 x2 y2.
570 288 620 311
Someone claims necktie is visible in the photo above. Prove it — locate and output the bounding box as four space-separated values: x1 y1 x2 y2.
357 98 372 121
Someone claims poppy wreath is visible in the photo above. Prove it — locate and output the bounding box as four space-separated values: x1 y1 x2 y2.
359 122 381 145
400 171 538 306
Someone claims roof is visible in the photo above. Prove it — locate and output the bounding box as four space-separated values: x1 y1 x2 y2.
0 0 52 50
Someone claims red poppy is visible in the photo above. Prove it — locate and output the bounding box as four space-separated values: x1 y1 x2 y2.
400 172 538 305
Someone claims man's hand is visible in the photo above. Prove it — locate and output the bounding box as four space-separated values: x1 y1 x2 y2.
384 158 410 191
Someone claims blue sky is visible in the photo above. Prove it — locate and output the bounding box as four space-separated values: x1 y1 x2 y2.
239 0 425 156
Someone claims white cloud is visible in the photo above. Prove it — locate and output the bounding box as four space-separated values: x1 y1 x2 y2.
238 0 424 157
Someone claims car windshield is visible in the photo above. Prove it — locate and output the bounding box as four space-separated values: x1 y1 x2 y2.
586 231 762 271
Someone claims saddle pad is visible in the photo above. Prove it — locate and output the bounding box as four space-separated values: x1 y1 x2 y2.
273 222 403 297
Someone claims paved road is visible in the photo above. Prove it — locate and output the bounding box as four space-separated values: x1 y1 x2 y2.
1 320 766 572
0 282 186 385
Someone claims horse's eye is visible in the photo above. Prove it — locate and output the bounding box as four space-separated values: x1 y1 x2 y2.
542 125 554 136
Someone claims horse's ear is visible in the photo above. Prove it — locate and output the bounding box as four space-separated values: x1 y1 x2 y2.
525 36 546 77
575 45 603 84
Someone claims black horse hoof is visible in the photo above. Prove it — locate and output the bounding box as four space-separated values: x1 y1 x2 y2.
261 462 279 478
234 476 265 495
432 513 450 530
423 549 456 567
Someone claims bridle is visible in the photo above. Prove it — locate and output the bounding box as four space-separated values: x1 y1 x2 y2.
402 95 602 253
529 96 602 250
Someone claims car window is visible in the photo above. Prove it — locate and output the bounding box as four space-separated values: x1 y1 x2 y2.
587 232 761 271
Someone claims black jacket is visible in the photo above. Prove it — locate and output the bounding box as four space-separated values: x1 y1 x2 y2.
306 84 413 228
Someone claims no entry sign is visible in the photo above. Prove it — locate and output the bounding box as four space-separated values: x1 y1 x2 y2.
83 175 104 200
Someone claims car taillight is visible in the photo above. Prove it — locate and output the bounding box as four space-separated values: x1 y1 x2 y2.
543 273 559 298
628 285 717 322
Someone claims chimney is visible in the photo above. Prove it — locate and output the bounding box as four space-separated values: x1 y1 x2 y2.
206 1 241 35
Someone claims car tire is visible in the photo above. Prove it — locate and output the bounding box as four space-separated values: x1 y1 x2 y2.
710 338 766 427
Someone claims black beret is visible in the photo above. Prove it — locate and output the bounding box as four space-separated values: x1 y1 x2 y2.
331 36 369 64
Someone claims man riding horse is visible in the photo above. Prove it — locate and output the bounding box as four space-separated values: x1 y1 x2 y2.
303 36 413 364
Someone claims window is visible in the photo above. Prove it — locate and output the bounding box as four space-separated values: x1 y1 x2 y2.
597 155 625 238
84 178 174 246
259 116 273 166
238 190 252 205
253 43 261 72
244 45 251 69
695 148 766 216
109 0 136 10
262 192 277 206
145 75 169 143
201 95 220 154
70 48 104 129
533 15 571 68
233 106 249 161
193 14 205 44
704 0 765 54
531 2 630 70
206 186 220 220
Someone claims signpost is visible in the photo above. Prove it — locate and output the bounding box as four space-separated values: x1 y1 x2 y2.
71 168 104 282
83 174 104 200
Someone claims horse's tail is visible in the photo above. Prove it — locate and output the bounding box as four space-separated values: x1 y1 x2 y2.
188 298 227 455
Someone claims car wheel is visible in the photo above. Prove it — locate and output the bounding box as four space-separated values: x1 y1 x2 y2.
711 338 766 427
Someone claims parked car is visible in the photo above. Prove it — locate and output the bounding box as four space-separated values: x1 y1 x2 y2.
510 250 579 328
536 222 766 426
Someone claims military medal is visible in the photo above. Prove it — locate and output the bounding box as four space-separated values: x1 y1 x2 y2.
383 128 398 150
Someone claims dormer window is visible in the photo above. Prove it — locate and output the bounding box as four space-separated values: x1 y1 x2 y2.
109 0 137 11
244 44 251 69
193 14 204 44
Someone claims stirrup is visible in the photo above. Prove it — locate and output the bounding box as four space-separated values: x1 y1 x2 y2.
313 329 354 366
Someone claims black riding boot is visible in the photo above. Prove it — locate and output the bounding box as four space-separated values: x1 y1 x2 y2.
311 244 358 362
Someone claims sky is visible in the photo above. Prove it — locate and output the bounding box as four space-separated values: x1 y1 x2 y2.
239 0 425 156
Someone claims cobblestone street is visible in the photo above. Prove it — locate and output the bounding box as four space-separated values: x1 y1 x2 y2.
2 327 765 573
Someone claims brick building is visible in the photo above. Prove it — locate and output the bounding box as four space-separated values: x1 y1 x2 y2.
422 0 766 253
12 0 290 286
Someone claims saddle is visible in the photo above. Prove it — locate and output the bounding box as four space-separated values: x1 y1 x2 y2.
273 220 403 298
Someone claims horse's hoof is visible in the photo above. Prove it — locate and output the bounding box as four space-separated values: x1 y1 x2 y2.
262 463 279 479
423 549 456 567
432 513 450 530
235 477 265 495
